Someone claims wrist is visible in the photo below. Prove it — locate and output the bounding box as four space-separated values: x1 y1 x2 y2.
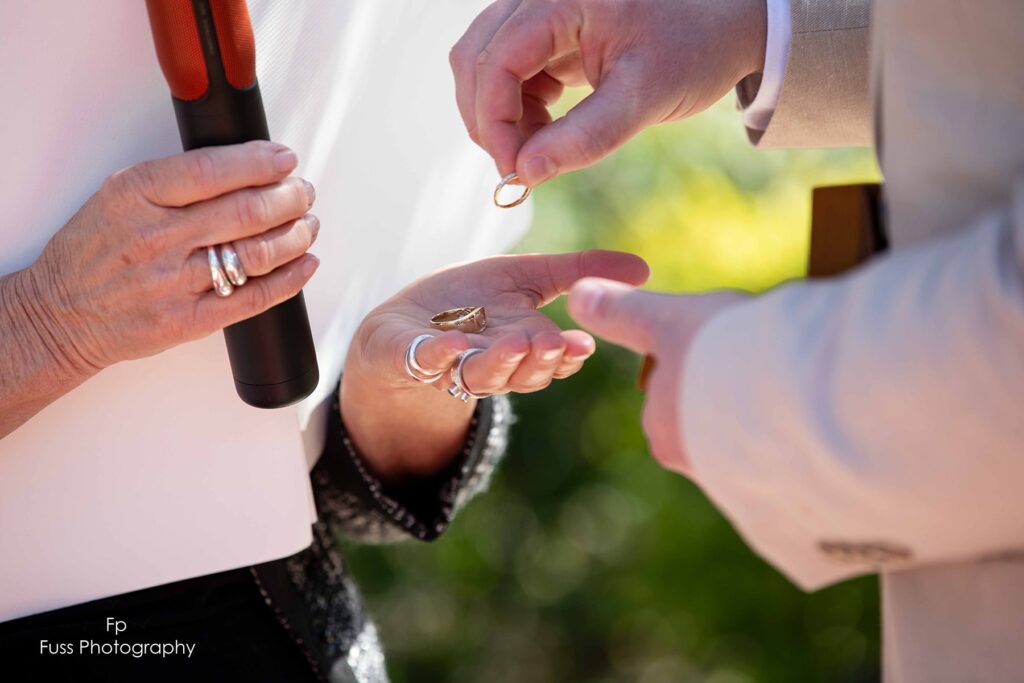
0 268 98 436
6 265 100 383
340 355 475 485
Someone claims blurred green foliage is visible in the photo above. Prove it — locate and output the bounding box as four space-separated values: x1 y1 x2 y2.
345 97 882 682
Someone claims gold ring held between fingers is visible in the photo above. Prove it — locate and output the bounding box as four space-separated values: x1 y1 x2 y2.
430 306 487 334
493 173 531 209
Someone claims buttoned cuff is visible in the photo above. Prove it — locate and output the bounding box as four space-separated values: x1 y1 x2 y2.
313 382 511 544
738 0 792 132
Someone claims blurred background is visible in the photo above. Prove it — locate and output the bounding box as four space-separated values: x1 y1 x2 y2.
346 95 882 683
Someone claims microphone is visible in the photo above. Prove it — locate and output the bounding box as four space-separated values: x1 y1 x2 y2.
146 0 319 409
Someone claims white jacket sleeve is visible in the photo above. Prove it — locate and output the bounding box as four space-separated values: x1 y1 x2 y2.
681 183 1024 591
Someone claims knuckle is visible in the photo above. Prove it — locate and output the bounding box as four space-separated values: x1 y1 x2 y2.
183 250 206 288
291 178 311 210
235 189 269 228
565 118 608 165
448 44 463 70
300 218 316 248
186 149 219 191
472 376 502 394
101 168 138 203
121 225 164 266
249 277 276 313
188 302 220 338
257 141 280 177
512 378 551 394
125 163 155 200
243 235 273 273
504 380 530 393
474 46 495 72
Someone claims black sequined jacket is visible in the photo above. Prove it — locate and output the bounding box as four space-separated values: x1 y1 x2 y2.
250 389 512 683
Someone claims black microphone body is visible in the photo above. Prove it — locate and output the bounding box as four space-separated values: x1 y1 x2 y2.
148 0 319 408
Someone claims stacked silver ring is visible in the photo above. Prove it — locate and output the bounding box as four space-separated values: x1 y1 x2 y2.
207 244 248 297
404 334 443 384
447 348 489 402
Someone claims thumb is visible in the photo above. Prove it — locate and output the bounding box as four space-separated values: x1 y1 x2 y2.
567 278 662 355
515 66 658 186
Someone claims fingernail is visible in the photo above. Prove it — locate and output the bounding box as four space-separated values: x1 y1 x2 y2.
540 348 561 361
275 148 298 173
566 350 593 362
307 215 320 241
302 179 316 206
302 254 320 277
524 156 556 185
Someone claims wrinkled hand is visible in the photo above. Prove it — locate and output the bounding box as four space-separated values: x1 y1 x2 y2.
24 141 319 375
567 278 746 475
450 0 767 185
341 251 650 481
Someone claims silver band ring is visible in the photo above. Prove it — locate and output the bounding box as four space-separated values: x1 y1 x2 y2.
404 334 443 384
447 348 489 402
219 244 247 287
207 246 234 298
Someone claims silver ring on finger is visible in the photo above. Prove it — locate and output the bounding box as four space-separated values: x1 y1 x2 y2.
447 348 490 402
404 334 443 384
207 246 234 298
219 243 247 286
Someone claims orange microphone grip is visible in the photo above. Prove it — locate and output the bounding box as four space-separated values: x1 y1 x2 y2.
209 0 257 90
146 0 209 101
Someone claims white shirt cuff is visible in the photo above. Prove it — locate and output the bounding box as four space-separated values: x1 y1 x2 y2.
742 0 792 132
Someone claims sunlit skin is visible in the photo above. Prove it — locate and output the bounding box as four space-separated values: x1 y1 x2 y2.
450 0 767 186
452 0 769 478
342 251 650 482
568 278 745 476
0 142 319 439
0 138 651 489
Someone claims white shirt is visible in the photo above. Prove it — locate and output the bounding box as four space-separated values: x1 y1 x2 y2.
742 0 791 132
0 1 527 622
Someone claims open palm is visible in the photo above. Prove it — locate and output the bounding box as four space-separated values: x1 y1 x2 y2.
348 250 650 396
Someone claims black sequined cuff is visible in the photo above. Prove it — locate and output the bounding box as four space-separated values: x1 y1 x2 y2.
314 382 498 542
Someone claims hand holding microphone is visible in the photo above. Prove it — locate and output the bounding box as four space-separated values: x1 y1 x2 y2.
146 0 320 408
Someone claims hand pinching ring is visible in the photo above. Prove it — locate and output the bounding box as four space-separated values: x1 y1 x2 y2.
493 173 531 209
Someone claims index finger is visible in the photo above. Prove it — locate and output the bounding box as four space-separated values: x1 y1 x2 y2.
475 4 579 175
498 250 651 307
127 141 299 208
450 0 522 145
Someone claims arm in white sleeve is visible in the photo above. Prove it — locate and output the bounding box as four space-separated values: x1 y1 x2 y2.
681 183 1024 591
740 0 791 132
